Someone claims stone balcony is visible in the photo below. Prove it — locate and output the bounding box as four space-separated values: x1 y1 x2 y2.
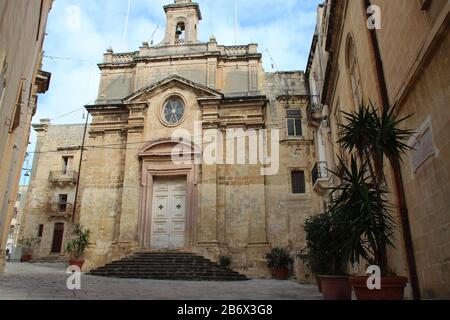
311 161 330 193
307 95 322 126
48 170 78 185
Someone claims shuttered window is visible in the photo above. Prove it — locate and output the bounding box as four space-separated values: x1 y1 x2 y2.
286 109 302 137
291 171 306 194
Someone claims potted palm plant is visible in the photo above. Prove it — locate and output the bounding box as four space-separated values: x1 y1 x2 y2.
265 247 293 280
65 224 91 270
18 237 41 262
331 103 414 300
304 212 351 300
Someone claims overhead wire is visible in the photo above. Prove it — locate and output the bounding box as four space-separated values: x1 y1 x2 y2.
27 118 314 154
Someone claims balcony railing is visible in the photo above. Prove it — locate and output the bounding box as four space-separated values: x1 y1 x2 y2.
48 170 78 184
312 161 329 187
307 95 322 123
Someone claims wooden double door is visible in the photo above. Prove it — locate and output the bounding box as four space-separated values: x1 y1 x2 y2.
150 177 187 249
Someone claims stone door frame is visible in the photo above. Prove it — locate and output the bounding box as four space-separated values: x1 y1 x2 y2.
137 140 199 250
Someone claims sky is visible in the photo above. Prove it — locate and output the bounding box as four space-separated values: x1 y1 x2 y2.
21 0 323 183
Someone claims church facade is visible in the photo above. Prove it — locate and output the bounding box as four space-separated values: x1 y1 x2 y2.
21 0 319 278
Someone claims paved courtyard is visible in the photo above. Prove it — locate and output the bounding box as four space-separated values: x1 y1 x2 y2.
0 263 322 300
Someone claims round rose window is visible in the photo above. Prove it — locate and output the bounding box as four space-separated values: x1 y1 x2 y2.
163 97 185 125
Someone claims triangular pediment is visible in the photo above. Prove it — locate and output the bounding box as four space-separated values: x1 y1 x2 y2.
123 75 223 103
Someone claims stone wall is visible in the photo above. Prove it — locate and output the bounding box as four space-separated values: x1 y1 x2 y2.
0 0 53 273
318 0 449 298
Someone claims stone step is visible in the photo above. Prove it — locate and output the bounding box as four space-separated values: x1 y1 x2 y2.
104 261 222 266
90 270 245 277
90 268 246 275
92 276 247 281
119 258 212 263
89 252 249 281
93 268 242 275
100 263 236 271
90 272 247 281
95 263 241 271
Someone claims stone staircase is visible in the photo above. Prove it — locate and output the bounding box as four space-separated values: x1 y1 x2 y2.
89 252 249 281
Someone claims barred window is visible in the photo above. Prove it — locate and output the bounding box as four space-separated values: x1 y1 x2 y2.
291 171 306 194
286 109 302 137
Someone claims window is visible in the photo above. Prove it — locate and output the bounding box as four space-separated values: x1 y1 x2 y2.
38 224 44 237
9 79 23 132
0 51 6 106
58 194 68 212
175 22 186 44
62 156 73 174
36 0 44 41
346 35 363 109
286 109 302 137
334 102 347 161
291 171 306 194
421 0 448 25
8 226 14 240
163 97 185 125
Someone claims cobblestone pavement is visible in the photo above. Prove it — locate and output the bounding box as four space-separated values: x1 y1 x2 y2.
0 262 322 300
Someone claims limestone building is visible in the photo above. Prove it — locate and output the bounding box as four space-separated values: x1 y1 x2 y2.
0 0 53 272
21 0 318 278
307 0 449 298
20 121 84 260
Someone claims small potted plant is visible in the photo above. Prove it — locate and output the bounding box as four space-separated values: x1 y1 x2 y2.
18 237 41 262
65 224 91 270
265 247 293 280
304 212 351 300
219 255 231 268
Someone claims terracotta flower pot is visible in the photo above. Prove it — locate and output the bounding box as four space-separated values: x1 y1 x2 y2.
69 259 85 270
271 267 289 280
320 275 352 300
21 254 32 262
350 276 408 300
316 275 323 293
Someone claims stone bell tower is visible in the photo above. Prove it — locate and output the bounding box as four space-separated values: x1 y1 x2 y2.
160 0 202 46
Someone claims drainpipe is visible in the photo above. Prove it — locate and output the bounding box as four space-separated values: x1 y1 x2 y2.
364 0 421 300
72 112 89 223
